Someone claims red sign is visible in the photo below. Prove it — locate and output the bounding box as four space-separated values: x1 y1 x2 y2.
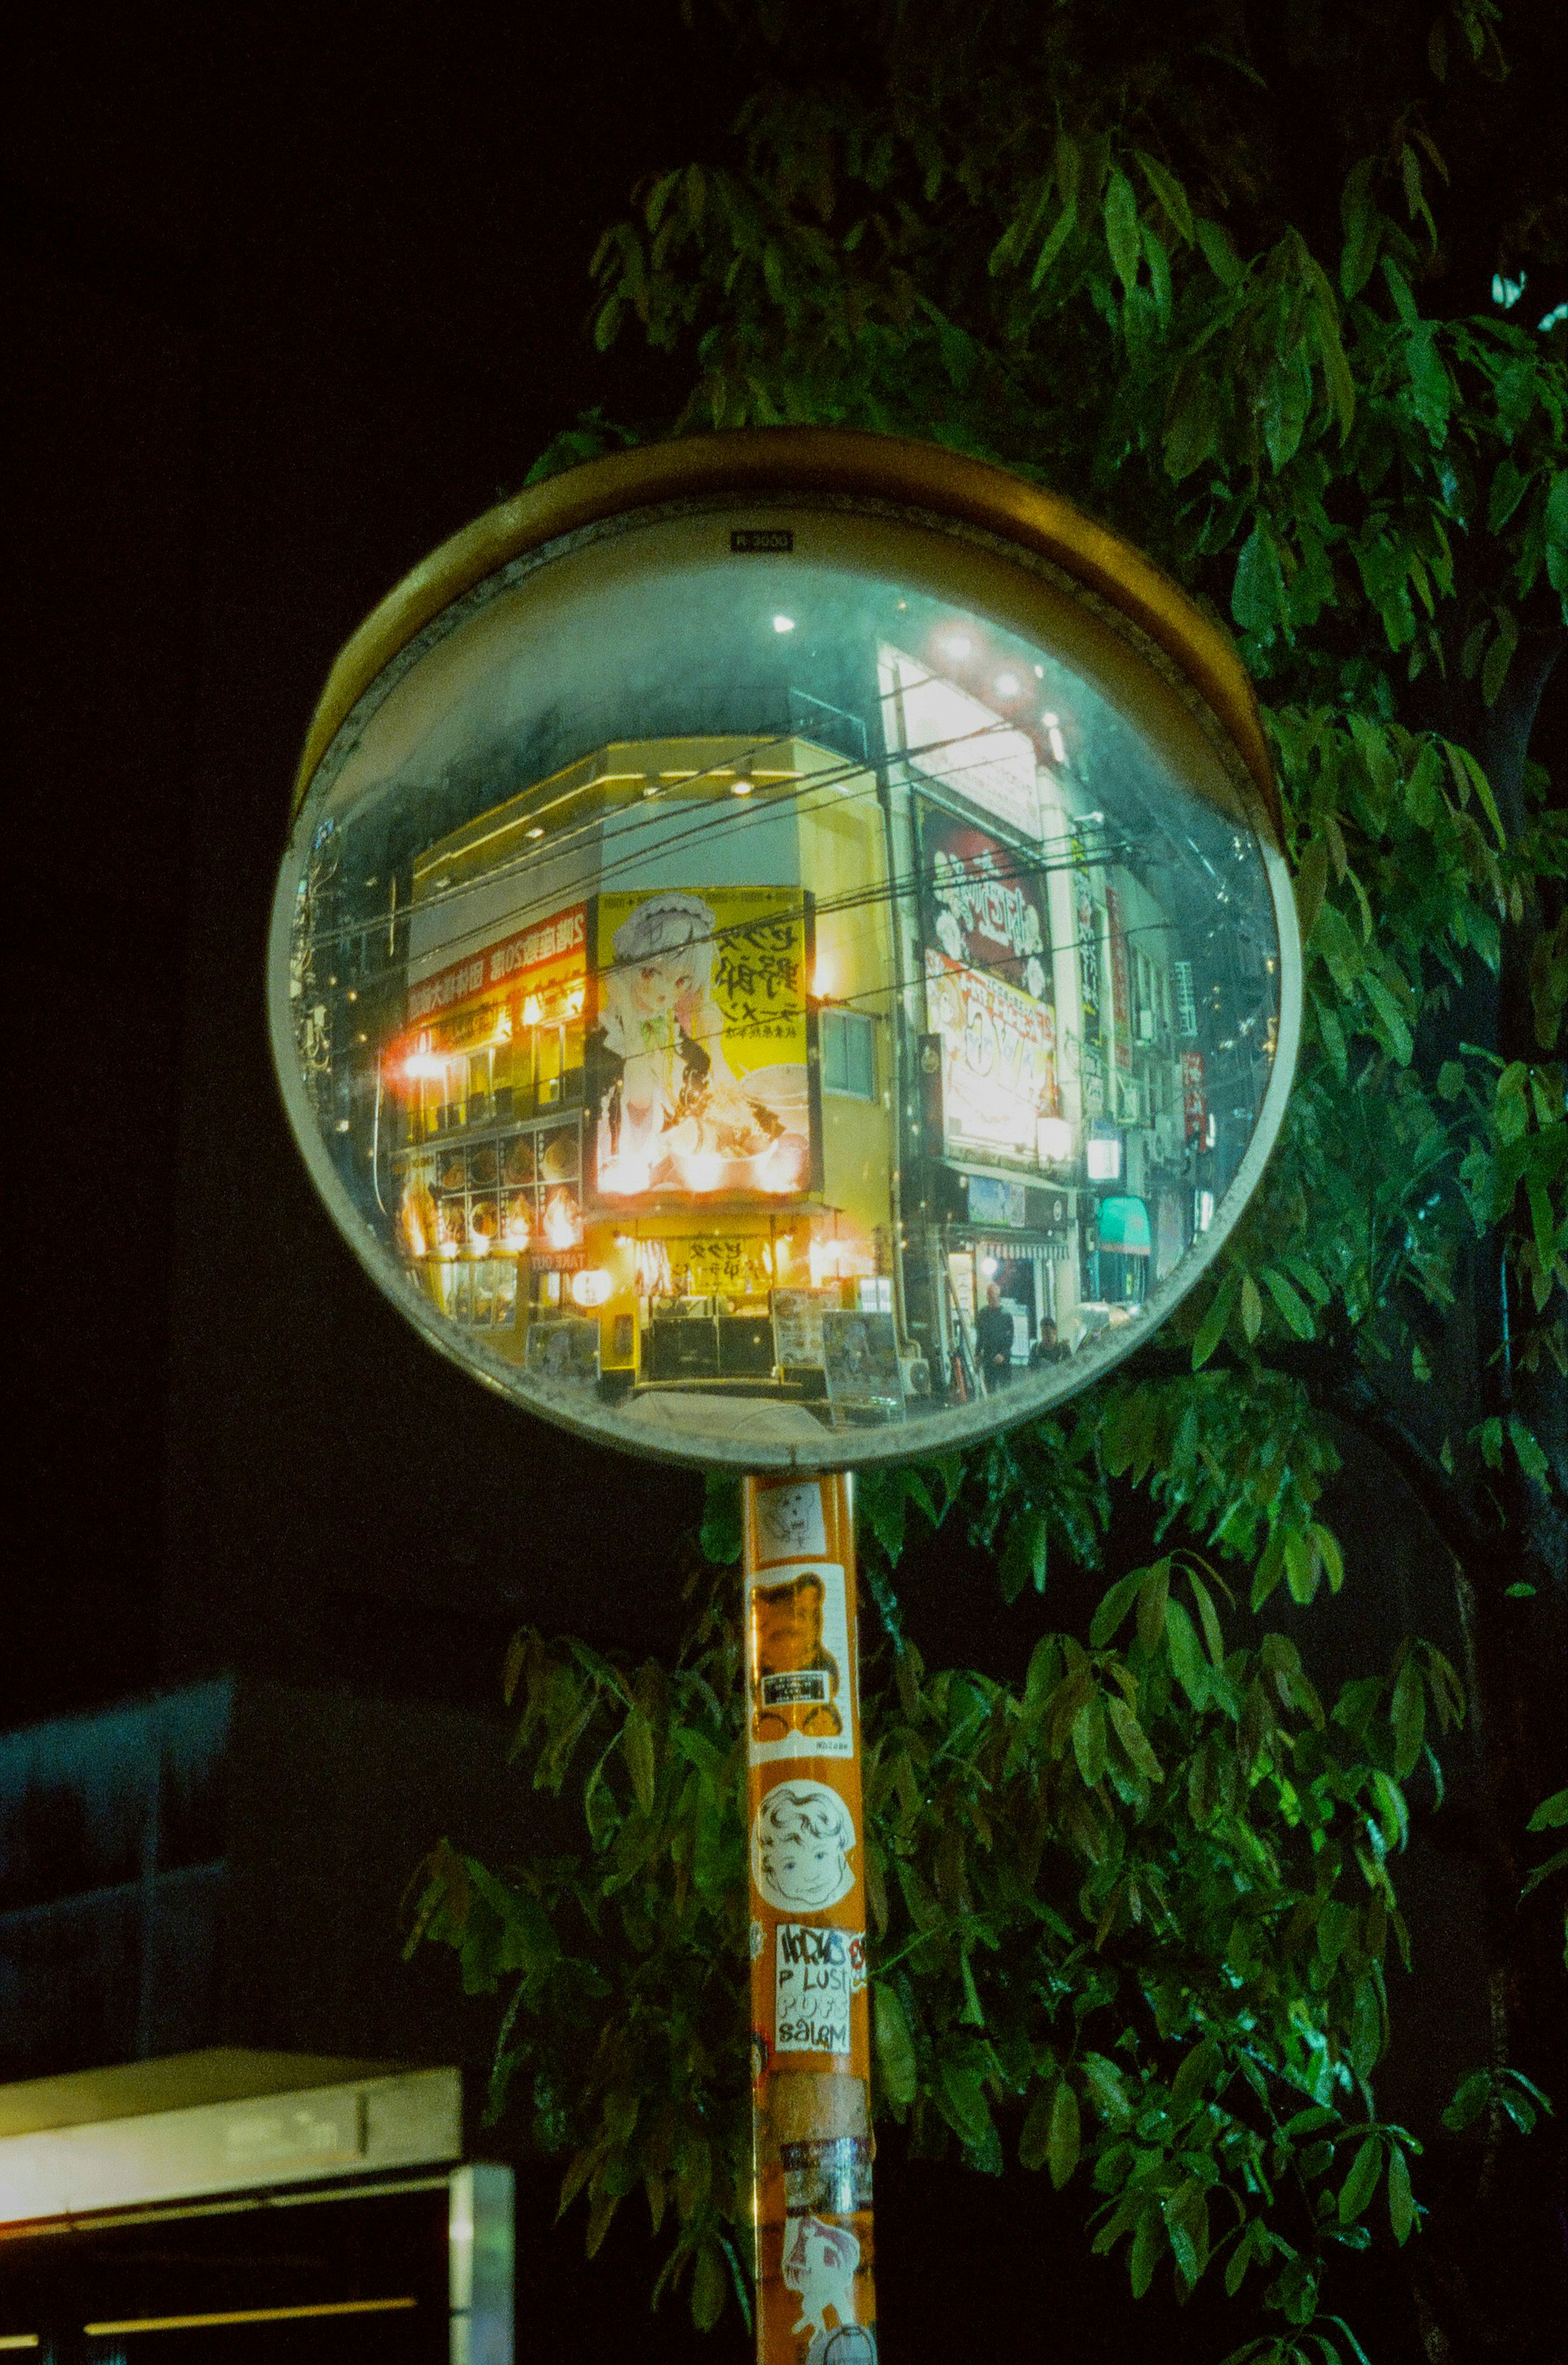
920 809 1051 1004
1182 1051 1207 1142
407 904 586 1025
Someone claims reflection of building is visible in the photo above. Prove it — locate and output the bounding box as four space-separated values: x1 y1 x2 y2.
322 627 1262 1428
878 649 1196 1388
379 735 900 1420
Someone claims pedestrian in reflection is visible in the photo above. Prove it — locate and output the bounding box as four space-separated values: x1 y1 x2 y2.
975 1282 1014 1392
1029 1317 1069 1368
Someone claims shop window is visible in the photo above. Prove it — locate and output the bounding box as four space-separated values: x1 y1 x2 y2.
821 1008 875 1099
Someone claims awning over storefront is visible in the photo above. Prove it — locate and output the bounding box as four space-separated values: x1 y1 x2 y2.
970 1235 1073 1267
1096 1195 1152 1255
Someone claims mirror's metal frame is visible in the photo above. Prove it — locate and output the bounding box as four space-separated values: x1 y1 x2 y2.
273 428 1301 1476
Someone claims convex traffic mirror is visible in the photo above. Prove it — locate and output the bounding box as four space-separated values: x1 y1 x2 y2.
270 431 1300 1469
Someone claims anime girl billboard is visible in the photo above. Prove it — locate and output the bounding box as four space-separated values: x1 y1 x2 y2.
589 886 816 1202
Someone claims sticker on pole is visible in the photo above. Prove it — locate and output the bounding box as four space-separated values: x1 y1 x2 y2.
752 1780 857 1913
747 1564 854 1763
755 1483 829 1562
775 1925 866 2055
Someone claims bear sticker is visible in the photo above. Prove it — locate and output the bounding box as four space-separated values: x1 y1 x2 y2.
746 1563 853 1763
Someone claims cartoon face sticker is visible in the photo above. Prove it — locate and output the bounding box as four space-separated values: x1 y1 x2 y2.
755 1482 826 1561
752 1780 856 1913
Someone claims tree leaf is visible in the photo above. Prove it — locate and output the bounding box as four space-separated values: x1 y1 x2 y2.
690 2242 728 2330
1527 1788 1568 1832
622 1708 656 1815
1338 2132 1383 2223
1232 520 1287 635
1090 1566 1145 1647
1104 168 1141 293
873 1982 918 2108
1165 1598 1209 1707
1261 1267 1317 1338
1192 1271 1239 1369
1129 2201 1165 2296
1135 149 1194 242
1163 372 1222 480
1048 2075 1082 2188
1392 1657 1426 1778
1107 1693 1165 1782
1072 1693 1108 1787
1387 2143 1415 2243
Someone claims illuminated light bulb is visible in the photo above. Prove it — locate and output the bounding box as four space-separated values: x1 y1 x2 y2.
980 1256 999 1278
730 779 754 797
642 784 663 799
544 1191 580 1248
564 983 586 1017
526 825 545 840
1032 665 1044 679
772 614 796 634
940 631 973 662
571 1267 613 1309
993 670 1022 698
521 994 543 1028
492 1007 512 1044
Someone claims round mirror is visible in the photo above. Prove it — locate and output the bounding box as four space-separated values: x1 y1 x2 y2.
269 431 1300 1469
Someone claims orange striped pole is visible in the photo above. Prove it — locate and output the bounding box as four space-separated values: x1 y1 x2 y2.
742 1473 879 2365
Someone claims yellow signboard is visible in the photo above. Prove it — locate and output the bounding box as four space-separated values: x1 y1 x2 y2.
590 887 814 1202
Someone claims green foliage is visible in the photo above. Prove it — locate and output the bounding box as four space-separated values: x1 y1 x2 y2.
421 2 1567 2354
410 1541 1465 2347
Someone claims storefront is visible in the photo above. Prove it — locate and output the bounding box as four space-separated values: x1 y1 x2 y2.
1084 1190 1153 1308
382 735 909 1426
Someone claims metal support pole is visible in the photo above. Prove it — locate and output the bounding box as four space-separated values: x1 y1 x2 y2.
742 1473 879 2365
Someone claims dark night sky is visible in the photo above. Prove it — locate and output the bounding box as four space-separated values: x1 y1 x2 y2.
8 2 747 1727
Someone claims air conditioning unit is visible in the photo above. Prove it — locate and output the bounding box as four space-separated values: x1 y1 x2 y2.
1153 1113 1183 1163
1137 1010 1156 1043
1116 1078 1141 1124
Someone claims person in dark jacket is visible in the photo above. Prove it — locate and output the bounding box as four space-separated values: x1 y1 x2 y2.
974 1282 1015 1392
1029 1317 1070 1368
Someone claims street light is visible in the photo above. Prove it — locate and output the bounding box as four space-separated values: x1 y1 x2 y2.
269 428 1299 2363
